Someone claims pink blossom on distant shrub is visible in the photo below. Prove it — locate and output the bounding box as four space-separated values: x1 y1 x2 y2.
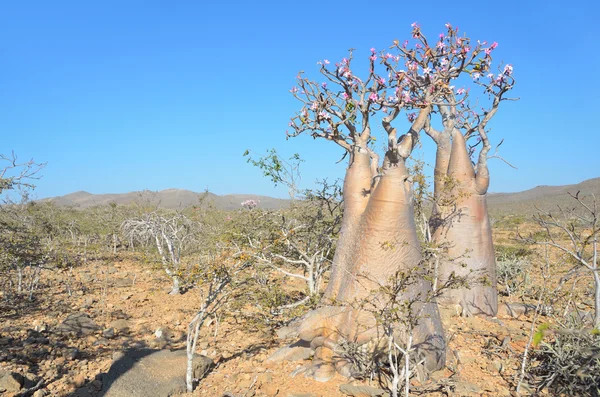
241 199 259 209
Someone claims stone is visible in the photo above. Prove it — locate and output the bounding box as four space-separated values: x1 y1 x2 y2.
267 341 313 362
454 380 481 395
339 384 389 396
103 328 116 339
286 394 316 397
92 379 103 391
113 278 134 288
0 370 24 393
73 373 86 388
55 313 99 336
65 348 81 361
261 383 278 396
110 320 131 334
33 390 46 397
93 338 110 347
82 298 95 309
99 349 213 397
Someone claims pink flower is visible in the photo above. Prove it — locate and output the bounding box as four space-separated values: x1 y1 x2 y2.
368 92 378 102
379 77 386 84
402 40 409 48
342 92 349 100
490 42 498 49
324 59 330 64
445 22 452 29
342 57 348 65
321 82 327 89
411 22 418 28
472 72 481 80
423 67 432 75
385 53 394 59
241 199 259 209
290 87 298 93
439 33 445 39
437 41 446 49
319 111 331 120
456 88 466 95
407 112 417 122
370 47 376 53
311 102 318 110
503 64 513 75
370 55 377 61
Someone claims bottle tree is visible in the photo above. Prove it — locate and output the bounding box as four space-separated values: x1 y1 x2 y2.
284 23 516 381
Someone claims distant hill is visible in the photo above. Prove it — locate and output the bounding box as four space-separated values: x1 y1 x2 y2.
41 189 289 210
42 177 600 215
488 177 600 216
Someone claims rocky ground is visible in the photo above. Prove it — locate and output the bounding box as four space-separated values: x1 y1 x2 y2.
0 255 541 397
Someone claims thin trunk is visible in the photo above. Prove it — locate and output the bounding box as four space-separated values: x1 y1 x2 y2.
593 269 600 329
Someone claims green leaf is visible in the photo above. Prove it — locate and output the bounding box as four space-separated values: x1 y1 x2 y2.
533 323 550 346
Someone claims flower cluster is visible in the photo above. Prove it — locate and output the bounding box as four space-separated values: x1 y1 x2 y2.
241 199 259 209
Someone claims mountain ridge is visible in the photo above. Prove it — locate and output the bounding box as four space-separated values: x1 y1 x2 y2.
41 177 600 214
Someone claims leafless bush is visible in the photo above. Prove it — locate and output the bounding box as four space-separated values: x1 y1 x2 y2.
496 255 531 297
122 211 197 294
527 326 600 396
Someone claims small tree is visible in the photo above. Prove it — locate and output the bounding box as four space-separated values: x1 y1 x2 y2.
519 192 600 328
244 148 303 201
185 241 251 391
122 211 197 294
251 181 342 307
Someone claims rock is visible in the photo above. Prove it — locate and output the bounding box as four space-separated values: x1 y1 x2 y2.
32 320 48 332
92 379 103 391
55 313 99 336
0 337 10 346
261 383 278 396
93 338 110 347
82 297 95 309
154 327 172 341
33 390 46 397
103 328 116 339
110 320 131 334
0 370 24 393
287 394 316 397
339 384 389 396
113 278 134 288
454 380 481 395
267 341 313 362
65 348 81 361
100 349 213 397
73 373 86 388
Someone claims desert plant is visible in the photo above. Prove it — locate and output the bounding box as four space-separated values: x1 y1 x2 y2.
519 192 600 328
122 211 198 294
496 254 531 297
185 245 251 391
527 326 600 396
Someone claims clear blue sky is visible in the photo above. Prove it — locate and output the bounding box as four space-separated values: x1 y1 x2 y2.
2 0 598 200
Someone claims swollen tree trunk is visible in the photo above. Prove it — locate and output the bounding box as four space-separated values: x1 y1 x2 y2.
335 161 445 371
431 130 497 316
289 157 445 381
324 148 373 300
